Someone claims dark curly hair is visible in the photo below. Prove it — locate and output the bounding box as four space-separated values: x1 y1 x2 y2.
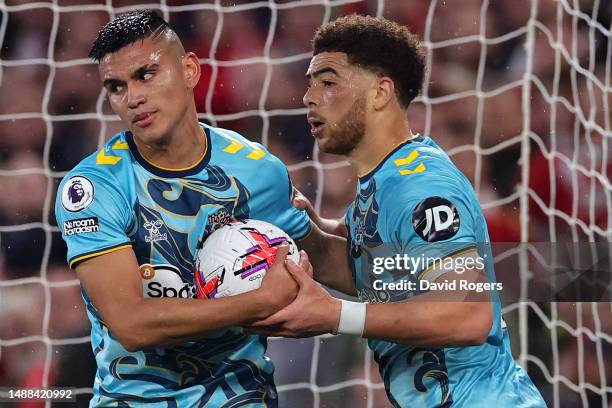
89 9 171 62
313 14 425 108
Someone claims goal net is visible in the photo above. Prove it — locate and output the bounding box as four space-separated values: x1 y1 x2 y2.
0 0 610 407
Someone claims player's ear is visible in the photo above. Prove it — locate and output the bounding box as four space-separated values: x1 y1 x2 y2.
373 76 395 111
182 52 201 89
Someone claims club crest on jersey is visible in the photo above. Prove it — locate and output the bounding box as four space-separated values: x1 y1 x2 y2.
144 219 168 243
61 176 94 212
207 207 232 231
412 197 460 242
351 220 366 258
196 207 236 249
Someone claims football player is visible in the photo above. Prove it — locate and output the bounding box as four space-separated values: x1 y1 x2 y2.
248 15 547 408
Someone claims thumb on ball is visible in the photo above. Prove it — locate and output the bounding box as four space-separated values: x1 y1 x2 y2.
273 243 290 265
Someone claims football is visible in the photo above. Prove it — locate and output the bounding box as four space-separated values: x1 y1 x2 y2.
194 219 300 299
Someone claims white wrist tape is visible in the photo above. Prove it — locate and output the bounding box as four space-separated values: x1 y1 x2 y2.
337 300 367 336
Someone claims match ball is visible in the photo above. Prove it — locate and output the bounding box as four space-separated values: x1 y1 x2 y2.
194 219 299 299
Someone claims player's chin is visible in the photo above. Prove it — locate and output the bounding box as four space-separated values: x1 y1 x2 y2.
314 132 332 152
130 122 164 143
316 136 340 155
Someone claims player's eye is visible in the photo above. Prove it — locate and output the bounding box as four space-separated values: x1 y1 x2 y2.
322 80 335 88
142 71 155 81
107 84 124 94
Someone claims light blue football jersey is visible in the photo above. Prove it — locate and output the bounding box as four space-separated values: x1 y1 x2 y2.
346 136 545 408
55 124 310 407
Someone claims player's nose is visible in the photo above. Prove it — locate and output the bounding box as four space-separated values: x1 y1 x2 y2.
127 83 147 109
302 87 318 108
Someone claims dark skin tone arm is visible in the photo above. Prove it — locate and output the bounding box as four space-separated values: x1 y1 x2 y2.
297 221 357 296
293 188 356 296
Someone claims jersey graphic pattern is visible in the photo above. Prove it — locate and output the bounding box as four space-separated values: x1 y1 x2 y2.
346 136 545 407
55 124 310 407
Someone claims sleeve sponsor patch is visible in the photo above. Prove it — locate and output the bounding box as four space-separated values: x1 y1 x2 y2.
412 197 460 242
63 217 99 236
61 176 95 212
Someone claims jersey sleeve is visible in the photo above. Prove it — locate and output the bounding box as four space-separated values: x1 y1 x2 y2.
55 170 133 269
385 179 480 283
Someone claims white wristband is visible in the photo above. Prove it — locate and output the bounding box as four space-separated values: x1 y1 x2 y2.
337 300 367 336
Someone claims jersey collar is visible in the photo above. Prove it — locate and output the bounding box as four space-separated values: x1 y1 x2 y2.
126 125 212 178
359 135 425 183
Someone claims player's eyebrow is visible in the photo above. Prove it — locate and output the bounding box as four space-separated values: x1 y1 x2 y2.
103 64 160 88
306 67 339 80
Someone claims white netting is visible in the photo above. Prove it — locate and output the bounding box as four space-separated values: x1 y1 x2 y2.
0 0 610 407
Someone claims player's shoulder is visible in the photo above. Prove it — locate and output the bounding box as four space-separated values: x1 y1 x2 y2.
57 132 132 204
378 136 471 198
390 136 459 178
66 131 132 179
367 136 479 224
204 123 287 171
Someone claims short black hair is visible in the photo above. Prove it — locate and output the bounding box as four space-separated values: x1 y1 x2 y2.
313 14 425 108
89 9 171 62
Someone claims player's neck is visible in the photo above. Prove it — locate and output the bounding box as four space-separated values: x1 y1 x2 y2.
133 110 206 170
349 112 414 178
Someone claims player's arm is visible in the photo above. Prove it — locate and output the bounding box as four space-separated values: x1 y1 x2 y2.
291 187 356 295
246 259 492 346
76 245 301 352
292 187 347 238
248 191 494 346
260 168 354 295
298 222 356 296
360 192 494 345
362 269 493 346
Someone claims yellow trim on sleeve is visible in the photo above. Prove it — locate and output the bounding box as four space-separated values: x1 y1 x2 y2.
296 222 315 243
69 244 132 269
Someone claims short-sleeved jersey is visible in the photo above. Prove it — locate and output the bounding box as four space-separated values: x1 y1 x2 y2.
346 136 545 407
55 124 310 407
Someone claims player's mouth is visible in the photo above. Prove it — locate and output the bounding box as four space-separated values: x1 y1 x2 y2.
307 115 326 137
132 111 156 128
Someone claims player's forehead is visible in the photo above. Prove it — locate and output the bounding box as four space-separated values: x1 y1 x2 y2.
98 37 169 79
306 52 355 78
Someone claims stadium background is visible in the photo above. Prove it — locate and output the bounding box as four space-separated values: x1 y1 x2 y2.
0 0 610 407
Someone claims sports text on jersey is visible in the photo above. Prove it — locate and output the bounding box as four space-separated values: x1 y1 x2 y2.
63 217 100 236
139 264 196 298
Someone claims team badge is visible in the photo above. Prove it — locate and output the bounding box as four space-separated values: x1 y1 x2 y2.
207 207 232 231
196 207 234 248
412 196 460 242
61 176 94 212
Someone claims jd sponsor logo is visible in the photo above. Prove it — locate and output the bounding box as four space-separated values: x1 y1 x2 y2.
140 264 195 298
412 197 460 242
422 205 454 235
63 217 99 236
